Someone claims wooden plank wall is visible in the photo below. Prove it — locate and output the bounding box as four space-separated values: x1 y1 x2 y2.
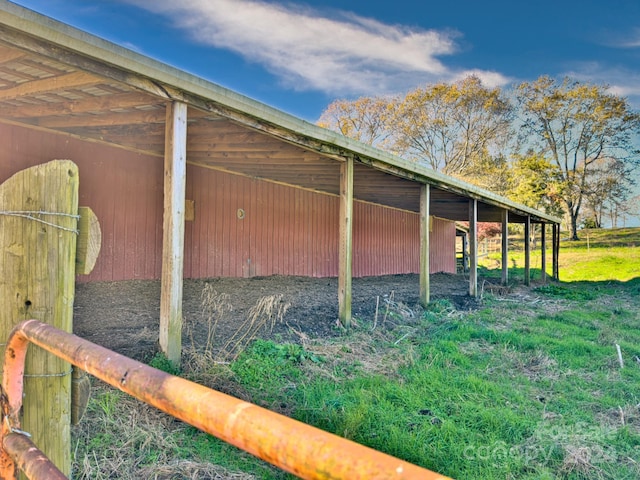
0 123 456 282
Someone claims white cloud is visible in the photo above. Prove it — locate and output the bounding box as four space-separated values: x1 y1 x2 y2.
603 27 640 49
123 0 509 95
453 69 512 89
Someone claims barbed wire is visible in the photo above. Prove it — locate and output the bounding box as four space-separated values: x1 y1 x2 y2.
0 210 80 234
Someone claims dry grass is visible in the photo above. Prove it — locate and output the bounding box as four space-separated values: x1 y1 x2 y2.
72 382 255 480
292 293 426 380
560 445 601 477
183 284 291 370
490 347 559 382
73 288 294 480
138 460 255 479
219 293 290 360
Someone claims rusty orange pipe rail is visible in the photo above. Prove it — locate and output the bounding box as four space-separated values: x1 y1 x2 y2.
1 320 451 480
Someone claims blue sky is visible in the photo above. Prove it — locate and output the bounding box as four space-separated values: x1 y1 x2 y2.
10 0 640 122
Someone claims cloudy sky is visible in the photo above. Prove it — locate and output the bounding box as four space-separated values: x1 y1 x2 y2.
10 0 640 121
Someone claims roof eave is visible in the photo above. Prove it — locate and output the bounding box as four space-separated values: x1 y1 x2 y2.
0 1 561 225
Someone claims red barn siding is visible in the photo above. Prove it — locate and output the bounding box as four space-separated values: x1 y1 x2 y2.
183 166 341 278
0 123 457 281
430 217 457 274
353 202 418 276
0 124 164 283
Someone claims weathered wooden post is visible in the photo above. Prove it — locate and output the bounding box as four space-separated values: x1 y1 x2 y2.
338 157 354 328
0 160 87 476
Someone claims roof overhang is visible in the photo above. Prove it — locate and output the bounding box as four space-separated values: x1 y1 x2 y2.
0 1 561 225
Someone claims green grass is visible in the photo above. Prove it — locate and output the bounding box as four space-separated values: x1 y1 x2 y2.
73 227 640 479
482 227 640 283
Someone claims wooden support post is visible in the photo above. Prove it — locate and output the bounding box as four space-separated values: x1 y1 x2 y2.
419 184 430 306
338 157 354 328
160 101 187 364
552 223 560 281
468 199 478 297
0 160 79 476
541 223 547 283
462 234 469 272
501 209 509 286
524 215 531 286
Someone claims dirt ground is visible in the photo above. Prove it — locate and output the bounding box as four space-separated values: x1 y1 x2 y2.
73 273 479 362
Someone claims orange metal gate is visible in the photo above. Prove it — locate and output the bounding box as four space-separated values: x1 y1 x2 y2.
0 320 450 480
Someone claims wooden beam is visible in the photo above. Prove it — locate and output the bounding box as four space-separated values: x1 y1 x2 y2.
524 215 531 286
469 199 478 297
541 223 547 283
0 71 103 100
0 92 160 118
338 157 354 327
159 101 188 364
34 108 166 128
501 209 509 285
419 184 430 306
0 46 25 64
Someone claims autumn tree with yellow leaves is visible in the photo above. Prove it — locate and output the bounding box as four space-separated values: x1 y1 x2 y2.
318 75 640 236
516 76 640 240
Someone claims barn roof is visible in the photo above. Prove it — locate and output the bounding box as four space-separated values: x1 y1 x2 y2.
0 1 560 225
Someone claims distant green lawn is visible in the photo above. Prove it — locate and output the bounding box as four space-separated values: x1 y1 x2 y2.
483 227 640 282
557 246 640 282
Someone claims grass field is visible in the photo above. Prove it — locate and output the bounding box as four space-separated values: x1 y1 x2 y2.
482 227 640 283
72 227 640 479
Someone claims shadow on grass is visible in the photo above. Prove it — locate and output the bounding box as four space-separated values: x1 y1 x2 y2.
478 265 640 296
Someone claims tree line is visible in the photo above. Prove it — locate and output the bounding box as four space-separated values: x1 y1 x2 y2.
317 76 640 240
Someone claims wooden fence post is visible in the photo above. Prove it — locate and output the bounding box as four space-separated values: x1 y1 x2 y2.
0 160 79 476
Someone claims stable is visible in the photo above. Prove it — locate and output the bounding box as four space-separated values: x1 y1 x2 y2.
0 2 561 362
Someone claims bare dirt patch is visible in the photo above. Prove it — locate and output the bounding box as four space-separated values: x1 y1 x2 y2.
73 273 478 362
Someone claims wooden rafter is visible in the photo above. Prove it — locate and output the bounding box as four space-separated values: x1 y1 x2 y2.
33 108 166 128
0 71 102 100
0 46 25 64
0 91 161 117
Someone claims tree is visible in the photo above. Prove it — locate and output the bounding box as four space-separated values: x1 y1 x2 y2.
582 157 632 228
516 76 640 240
507 151 564 217
317 76 513 179
390 76 513 177
317 96 395 148
463 153 512 196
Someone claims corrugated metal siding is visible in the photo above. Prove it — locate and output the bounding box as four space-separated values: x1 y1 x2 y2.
430 217 457 274
353 202 419 276
352 209 457 276
0 124 457 281
184 166 340 278
0 124 164 283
